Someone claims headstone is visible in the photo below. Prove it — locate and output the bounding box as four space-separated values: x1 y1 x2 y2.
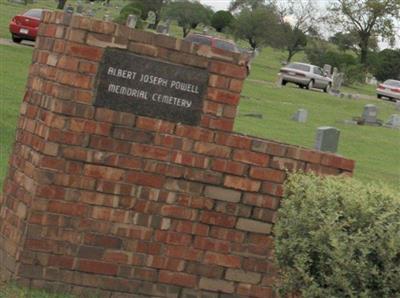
362 104 377 124
314 126 340 153
323 64 332 77
291 108 308 123
76 1 84 14
203 27 209 35
65 4 74 14
126 14 138 29
384 114 400 129
396 100 400 111
156 24 169 35
331 72 344 93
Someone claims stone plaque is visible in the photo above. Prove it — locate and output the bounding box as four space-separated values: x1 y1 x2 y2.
314 126 340 153
292 108 308 123
94 48 209 125
362 104 377 124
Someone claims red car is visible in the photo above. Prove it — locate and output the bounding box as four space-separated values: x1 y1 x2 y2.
9 8 45 43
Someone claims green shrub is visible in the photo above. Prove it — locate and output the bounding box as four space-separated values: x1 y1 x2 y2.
113 4 143 28
274 173 400 298
343 64 366 86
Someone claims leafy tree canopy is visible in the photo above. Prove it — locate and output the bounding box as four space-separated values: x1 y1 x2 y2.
163 0 213 37
211 10 234 32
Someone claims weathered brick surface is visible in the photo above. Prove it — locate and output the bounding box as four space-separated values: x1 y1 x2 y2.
0 11 355 297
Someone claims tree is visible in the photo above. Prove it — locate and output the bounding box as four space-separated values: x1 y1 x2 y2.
129 0 168 29
57 0 67 10
163 1 213 37
280 24 308 62
370 49 400 81
228 0 266 12
329 31 379 53
275 0 319 62
232 6 282 50
211 10 234 32
327 0 400 65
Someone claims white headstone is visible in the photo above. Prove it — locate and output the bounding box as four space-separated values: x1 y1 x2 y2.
126 14 138 28
323 64 332 76
385 114 400 129
315 127 340 153
362 104 378 123
292 109 308 123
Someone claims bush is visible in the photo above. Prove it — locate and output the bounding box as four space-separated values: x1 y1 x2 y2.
343 64 366 85
370 49 400 82
211 10 234 32
113 4 143 28
274 173 400 298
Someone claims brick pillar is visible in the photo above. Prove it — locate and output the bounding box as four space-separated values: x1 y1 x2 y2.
0 11 355 297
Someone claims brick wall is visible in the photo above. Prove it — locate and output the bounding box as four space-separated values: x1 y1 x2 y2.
0 11 355 297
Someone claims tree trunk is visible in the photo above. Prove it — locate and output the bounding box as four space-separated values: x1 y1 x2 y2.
287 49 295 63
57 0 67 10
183 27 190 37
248 38 257 51
359 34 369 65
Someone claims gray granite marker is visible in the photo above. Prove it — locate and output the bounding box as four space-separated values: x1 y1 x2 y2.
362 104 377 124
292 109 308 123
315 126 340 153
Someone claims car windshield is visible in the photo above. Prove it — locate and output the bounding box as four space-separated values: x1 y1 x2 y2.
23 9 43 19
184 35 212 46
384 80 400 87
286 63 311 72
214 39 238 53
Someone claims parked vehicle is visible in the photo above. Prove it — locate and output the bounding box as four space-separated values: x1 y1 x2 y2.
9 8 45 43
278 62 332 92
184 33 251 75
376 79 400 101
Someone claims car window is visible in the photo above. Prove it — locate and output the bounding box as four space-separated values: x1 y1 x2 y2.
313 67 324 75
214 39 238 53
287 63 310 72
384 80 400 87
23 9 43 19
184 35 212 46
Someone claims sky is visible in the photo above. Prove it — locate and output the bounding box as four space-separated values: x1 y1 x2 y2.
199 0 400 49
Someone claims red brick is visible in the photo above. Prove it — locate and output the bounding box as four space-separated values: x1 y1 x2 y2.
204 251 241 268
203 100 223 116
175 125 214 142
48 255 74 269
131 143 170 161
125 171 165 188
39 156 65 172
200 211 236 228
249 167 286 183
56 69 92 89
160 205 196 220
78 61 98 74
165 245 203 261
321 154 355 171
65 42 103 61
48 200 86 217
136 117 175 134
83 164 125 181
171 152 209 169
193 142 231 158
208 74 229 89
286 147 322 163
208 117 234 132
57 55 79 71
207 88 240 105
243 193 280 209
84 234 122 249
113 127 154 143
159 271 197 287
211 159 247 175
209 227 245 243
224 176 261 192
215 133 252 149
184 168 222 185
155 231 192 246
261 182 284 197
209 61 247 79
229 79 244 93
146 255 184 271
237 284 274 298
233 149 269 166
103 251 129 264
252 139 287 156
90 135 130 154
271 157 305 171
194 236 230 253
78 259 118 276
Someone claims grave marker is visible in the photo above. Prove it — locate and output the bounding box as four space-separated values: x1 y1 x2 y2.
362 104 377 124
315 126 340 153
384 114 400 129
292 108 308 123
